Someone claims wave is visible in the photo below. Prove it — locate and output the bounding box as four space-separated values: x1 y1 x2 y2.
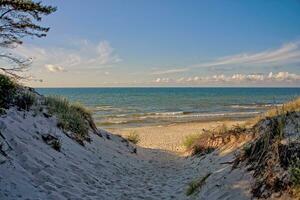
138 111 260 119
96 111 261 126
230 103 282 109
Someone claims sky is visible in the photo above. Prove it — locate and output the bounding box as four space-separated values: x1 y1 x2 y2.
8 0 300 87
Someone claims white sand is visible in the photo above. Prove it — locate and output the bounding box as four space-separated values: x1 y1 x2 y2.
0 107 253 200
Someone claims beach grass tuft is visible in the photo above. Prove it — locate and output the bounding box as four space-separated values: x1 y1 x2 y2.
15 91 36 111
127 131 140 144
45 96 92 144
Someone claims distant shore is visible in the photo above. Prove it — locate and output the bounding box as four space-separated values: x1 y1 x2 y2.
107 119 245 153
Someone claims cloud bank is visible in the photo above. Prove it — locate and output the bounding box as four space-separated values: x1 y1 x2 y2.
154 71 300 84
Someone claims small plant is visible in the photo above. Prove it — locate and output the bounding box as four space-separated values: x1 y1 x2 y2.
42 134 61 152
186 173 211 196
127 131 140 144
51 140 61 152
183 133 201 150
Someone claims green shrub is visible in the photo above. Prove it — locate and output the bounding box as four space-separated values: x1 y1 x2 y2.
243 143 253 157
45 96 90 143
290 158 300 186
0 74 16 108
183 134 201 149
15 91 36 110
127 131 140 144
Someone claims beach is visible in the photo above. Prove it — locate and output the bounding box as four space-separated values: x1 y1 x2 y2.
107 119 245 153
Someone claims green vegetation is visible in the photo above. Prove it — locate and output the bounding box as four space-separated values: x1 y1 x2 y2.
0 74 36 111
183 133 201 149
183 123 242 156
186 173 211 196
0 74 17 108
45 96 92 144
183 133 216 156
15 91 36 111
126 131 140 144
289 158 300 198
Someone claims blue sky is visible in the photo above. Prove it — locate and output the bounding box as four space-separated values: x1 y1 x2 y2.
15 0 300 87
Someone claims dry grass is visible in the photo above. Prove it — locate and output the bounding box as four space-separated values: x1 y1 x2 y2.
247 97 300 126
184 97 300 198
184 123 247 156
233 98 300 199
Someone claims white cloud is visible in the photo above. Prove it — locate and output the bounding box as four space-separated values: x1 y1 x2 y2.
151 68 188 75
192 41 300 68
155 77 171 83
268 71 300 81
149 41 300 76
14 40 121 72
45 64 66 73
154 71 300 84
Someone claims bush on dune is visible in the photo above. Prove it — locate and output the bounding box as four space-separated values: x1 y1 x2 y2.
232 99 300 199
0 74 17 109
0 74 37 111
185 98 300 198
45 96 92 145
183 133 201 150
183 123 247 156
15 91 36 111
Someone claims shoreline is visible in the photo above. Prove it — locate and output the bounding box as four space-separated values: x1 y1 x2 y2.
106 118 246 153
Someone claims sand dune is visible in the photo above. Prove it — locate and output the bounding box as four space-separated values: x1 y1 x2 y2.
0 107 253 200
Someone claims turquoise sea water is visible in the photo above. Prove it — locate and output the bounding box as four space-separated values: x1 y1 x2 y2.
36 88 300 128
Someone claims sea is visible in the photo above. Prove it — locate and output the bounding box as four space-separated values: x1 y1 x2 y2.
36 87 300 128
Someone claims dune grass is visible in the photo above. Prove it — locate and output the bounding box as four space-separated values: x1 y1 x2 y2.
247 97 300 126
0 74 17 109
126 131 140 144
45 96 92 144
15 91 36 111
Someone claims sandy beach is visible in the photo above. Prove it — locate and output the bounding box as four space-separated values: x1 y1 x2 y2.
107 119 246 153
